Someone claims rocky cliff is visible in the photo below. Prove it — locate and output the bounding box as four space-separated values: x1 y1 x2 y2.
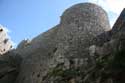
0 2 125 83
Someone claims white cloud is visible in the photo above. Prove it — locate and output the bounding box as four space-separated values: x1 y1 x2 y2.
106 0 125 14
0 24 11 33
11 41 17 48
88 0 125 27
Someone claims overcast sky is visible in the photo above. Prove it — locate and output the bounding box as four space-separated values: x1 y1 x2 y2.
0 0 124 47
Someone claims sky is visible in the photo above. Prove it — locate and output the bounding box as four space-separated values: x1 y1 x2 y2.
0 0 124 47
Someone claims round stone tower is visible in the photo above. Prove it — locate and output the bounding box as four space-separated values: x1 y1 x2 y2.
56 3 111 60
61 3 110 31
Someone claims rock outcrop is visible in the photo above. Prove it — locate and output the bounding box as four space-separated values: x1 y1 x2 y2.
0 2 125 83
0 25 16 83
0 25 12 55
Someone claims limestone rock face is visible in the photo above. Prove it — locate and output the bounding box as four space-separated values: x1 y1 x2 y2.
0 25 12 55
0 50 21 83
15 3 110 83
